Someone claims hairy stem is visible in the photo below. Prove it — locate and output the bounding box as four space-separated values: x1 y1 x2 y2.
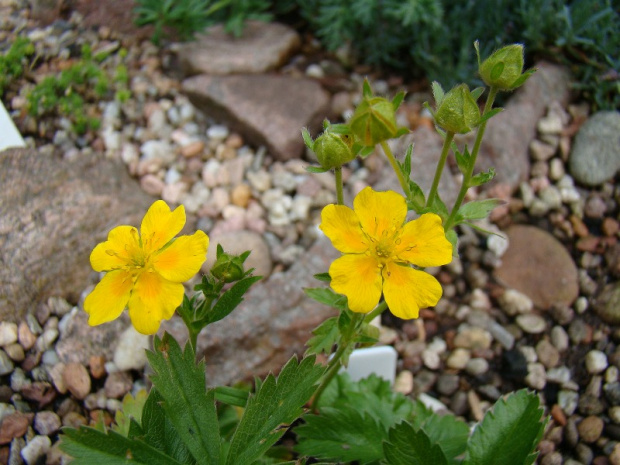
445 86 499 230
426 131 455 208
380 141 410 198
334 166 344 205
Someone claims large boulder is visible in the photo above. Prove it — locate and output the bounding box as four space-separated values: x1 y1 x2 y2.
0 148 154 323
182 74 330 161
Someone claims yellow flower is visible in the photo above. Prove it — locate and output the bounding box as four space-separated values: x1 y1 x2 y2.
84 200 209 335
320 187 452 319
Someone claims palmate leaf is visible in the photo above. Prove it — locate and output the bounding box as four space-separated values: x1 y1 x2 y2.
225 355 325 465
463 389 548 465
147 333 220 465
60 426 184 465
295 406 386 464
112 389 148 437
383 421 448 465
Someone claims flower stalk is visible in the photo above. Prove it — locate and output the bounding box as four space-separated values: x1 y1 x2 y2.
426 131 455 208
445 86 498 230
380 141 410 198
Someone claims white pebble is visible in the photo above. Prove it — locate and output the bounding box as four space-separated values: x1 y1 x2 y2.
207 125 229 140
21 435 51 465
585 350 608 374
499 289 533 316
113 327 150 371
487 234 508 257
0 322 18 346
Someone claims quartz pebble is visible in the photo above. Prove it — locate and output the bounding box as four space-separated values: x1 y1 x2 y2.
585 350 608 374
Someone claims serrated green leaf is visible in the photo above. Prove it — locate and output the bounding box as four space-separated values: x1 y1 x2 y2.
295 406 385 464
463 389 548 465
318 373 414 430
112 389 148 436
458 199 503 221
214 386 250 408
60 426 184 465
205 275 262 325
470 168 496 187
304 287 348 310
147 334 220 465
425 193 450 222
305 316 339 356
403 144 413 176
225 355 325 465
454 147 471 175
141 389 194 464
420 411 470 462
313 272 331 282
384 421 448 465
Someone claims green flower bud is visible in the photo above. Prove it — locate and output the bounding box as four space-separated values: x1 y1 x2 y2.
210 247 249 283
434 84 481 134
479 43 532 91
349 96 399 146
314 131 356 170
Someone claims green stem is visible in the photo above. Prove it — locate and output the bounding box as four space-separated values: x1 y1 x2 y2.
188 326 199 360
426 131 455 208
380 141 410 198
311 312 364 411
334 166 344 205
364 300 388 324
445 86 499 230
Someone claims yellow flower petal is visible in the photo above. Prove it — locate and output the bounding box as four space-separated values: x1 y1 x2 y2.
90 225 140 272
395 213 453 267
319 204 368 253
83 270 133 326
382 262 443 319
127 271 184 335
353 187 406 241
141 200 186 254
154 230 209 282
329 254 382 313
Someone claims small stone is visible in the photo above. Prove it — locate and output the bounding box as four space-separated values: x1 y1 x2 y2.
17 322 36 351
603 217 620 237
0 322 18 346
33 411 61 435
466 358 489 376
20 435 51 465
4 344 24 362
0 350 13 376
0 412 33 445
550 404 566 426
525 363 546 390
231 183 252 208
63 363 91 400
181 140 205 158
577 415 604 443
207 125 229 140
422 349 441 370
453 327 492 350
610 406 620 424
89 355 107 379
436 374 460 396
48 363 67 395
113 327 150 372
550 326 569 351
584 195 607 219
595 282 620 324
516 314 547 334
446 348 471 370
140 174 165 196
540 451 562 465
104 372 133 399
499 289 533 316
487 321 515 350
585 350 608 374
530 139 557 161
605 382 620 406
536 339 560 369
393 370 413 395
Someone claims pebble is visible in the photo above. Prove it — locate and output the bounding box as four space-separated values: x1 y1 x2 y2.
499 289 533 316
536 339 560 368
558 390 579 415
550 326 569 351
34 411 61 435
453 327 492 350
113 326 150 372
393 370 413 395
525 363 546 390
18 322 36 350
466 357 489 376
104 371 133 399
63 363 91 400
20 435 51 465
4 343 24 362
0 349 14 375
446 348 471 370
578 415 604 443
585 350 608 374
0 322 18 346
516 314 547 334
